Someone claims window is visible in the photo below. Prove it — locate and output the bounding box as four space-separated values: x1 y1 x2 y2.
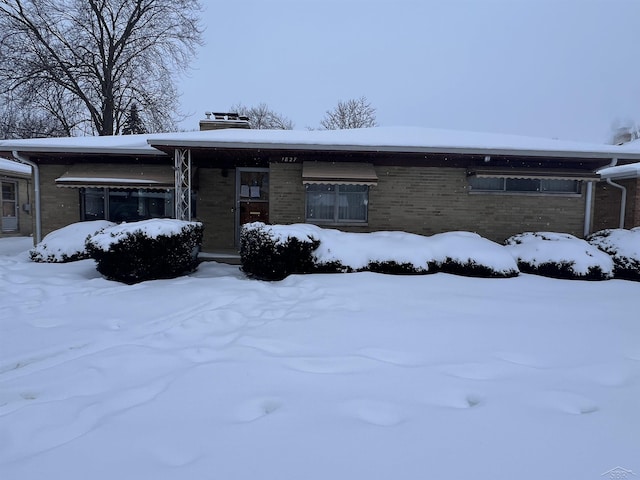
468 177 580 194
1 181 18 232
305 184 369 223
81 188 174 222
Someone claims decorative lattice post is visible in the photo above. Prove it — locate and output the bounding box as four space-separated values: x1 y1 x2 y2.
174 148 192 220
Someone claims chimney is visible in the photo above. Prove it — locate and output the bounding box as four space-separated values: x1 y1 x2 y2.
199 112 251 131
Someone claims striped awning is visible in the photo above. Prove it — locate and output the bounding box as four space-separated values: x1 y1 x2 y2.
302 162 378 185
56 164 174 188
468 168 599 181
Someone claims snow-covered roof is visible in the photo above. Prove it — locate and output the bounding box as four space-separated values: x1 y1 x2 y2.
0 157 31 176
148 126 640 160
0 133 164 156
597 162 640 180
2 127 640 160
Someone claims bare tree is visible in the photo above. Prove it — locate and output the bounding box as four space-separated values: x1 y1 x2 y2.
0 0 203 136
231 102 294 130
0 92 72 138
320 96 377 130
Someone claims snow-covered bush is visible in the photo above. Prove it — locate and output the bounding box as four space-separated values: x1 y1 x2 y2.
30 220 115 263
86 219 203 284
587 228 640 281
505 232 614 280
240 223 519 280
240 223 321 280
430 232 519 278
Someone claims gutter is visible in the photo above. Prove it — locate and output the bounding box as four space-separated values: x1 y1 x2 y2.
12 151 41 243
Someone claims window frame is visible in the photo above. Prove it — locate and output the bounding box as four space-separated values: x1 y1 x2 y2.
304 183 369 225
80 187 175 222
1 180 19 233
467 176 582 196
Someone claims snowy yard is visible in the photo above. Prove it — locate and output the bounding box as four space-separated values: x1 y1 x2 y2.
1 236 639 480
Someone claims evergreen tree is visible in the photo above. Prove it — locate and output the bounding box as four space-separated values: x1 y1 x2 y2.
122 104 146 135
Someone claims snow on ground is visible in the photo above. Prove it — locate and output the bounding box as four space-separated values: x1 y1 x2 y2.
1 237 639 480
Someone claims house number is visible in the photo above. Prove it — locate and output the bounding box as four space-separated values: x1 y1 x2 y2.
281 156 297 163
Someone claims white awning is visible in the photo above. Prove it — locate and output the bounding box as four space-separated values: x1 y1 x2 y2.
302 162 378 185
56 164 174 188
468 168 599 181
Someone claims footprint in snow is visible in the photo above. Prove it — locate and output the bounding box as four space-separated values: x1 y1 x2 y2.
234 397 283 422
532 390 599 415
422 390 485 410
342 399 405 427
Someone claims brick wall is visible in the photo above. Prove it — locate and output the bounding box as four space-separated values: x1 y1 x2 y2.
196 167 236 250
270 164 588 242
270 163 305 224
593 178 638 230
39 165 82 237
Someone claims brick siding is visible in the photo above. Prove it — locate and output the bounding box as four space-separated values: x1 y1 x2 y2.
38 165 82 237
270 164 588 242
593 178 638 231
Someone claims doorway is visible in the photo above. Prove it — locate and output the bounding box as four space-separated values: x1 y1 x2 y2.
236 168 269 245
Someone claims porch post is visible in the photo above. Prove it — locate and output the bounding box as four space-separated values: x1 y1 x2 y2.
174 148 192 221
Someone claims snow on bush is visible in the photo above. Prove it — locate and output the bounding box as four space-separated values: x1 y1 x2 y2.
240 223 519 280
505 232 614 280
29 220 115 263
86 219 203 284
587 228 640 280
429 231 519 278
239 223 320 281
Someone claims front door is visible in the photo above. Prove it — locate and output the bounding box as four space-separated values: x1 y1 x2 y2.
236 168 269 244
1 181 18 233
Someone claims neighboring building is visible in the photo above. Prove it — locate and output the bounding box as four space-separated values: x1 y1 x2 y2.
0 158 33 237
1 122 640 251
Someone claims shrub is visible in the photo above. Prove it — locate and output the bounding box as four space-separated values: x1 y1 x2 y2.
587 229 640 281
430 232 519 278
30 220 115 263
366 260 428 275
505 232 613 280
240 222 320 280
86 219 203 284
240 223 519 280
436 257 518 278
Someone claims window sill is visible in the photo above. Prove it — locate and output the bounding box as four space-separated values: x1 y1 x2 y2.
306 220 369 227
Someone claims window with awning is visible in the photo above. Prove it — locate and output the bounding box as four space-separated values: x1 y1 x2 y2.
467 168 599 182
56 164 174 188
467 168 597 194
302 161 378 186
303 162 376 224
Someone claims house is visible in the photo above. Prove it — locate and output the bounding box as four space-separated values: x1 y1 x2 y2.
1 119 640 253
0 158 32 237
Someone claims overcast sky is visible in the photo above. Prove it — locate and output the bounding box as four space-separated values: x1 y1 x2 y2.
177 0 640 143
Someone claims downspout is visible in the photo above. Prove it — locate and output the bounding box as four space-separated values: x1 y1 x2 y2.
12 151 41 243
601 157 627 229
583 181 593 237
606 178 627 228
